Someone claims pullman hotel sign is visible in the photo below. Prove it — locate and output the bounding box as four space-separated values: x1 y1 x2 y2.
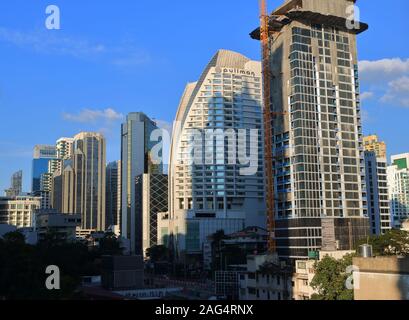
215 67 256 77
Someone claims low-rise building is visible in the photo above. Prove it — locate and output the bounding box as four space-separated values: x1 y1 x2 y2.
204 226 268 271
0 196 41 228
353 256 409 300
239 254 293 300
101 255 144 291
293 259 316 300
239 250 355 300
34 209 81 241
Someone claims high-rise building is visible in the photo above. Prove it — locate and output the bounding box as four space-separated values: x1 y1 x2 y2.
121 112 161 253
251 0 370 259
388 153 409 228
158 50 266 258
51 171 63 213
135 173 168 256
364 151 391 235
106 161 122 230
363 135 387 159
71 132 106 231
4 170 23 197
0 196 41 228
45 138 75 181
32 145 57 192
52 159 75 214
56 137 74 160
48 137 75 212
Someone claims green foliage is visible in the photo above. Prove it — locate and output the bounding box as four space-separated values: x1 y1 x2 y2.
356 229 409 256
146 245 170 262
310 254 354 301
95 232 124 256
0 230 115 300
212 230 228 243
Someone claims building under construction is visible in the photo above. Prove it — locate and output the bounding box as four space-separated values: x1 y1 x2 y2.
253 0 370 259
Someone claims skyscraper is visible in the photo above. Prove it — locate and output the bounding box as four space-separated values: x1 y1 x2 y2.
50 137 75 212
62 161 75 214
106 161 122 230
4 170 23 197
72 132 106 231
121 112 161 254
388 153 409 228
135 173 168 256
32 145 57 192
56 137 74 160
364 151 391 235
251 0 370 259
363 135 390 235
158 50 266 258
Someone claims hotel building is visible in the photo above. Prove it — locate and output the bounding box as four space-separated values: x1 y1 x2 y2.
158 49 266 259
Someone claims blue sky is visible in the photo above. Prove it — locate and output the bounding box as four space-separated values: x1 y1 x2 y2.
0 0 408 193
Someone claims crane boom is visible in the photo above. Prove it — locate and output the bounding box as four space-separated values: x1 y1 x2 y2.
259 0 276 254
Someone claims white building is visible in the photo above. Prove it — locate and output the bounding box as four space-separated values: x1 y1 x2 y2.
56 137 74 160
0 196 41 228
158 49 266 259
388 153 409 228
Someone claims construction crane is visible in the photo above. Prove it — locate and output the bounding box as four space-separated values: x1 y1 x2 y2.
259 0 276 254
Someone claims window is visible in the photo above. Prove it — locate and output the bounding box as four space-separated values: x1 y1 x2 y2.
248 287 256 295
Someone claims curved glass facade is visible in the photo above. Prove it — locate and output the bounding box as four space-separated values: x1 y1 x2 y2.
159 50 266 255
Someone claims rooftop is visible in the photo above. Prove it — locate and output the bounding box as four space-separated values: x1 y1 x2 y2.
250 0 368 40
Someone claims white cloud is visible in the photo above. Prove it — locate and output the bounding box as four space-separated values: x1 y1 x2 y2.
112 52 151 67
388 76 409 92
62 108 124 123
358 58 409 109
0 27 106 58
0 27 151 67
360 91 374 101
359 58 409 80
381 76 409 108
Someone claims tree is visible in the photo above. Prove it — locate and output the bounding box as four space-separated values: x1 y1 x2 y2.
2 231 25 245
310 254 354 300
210 230 228 272
356 229 409 256
97 232 123 256
146 245 170 262
0 231 102 299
